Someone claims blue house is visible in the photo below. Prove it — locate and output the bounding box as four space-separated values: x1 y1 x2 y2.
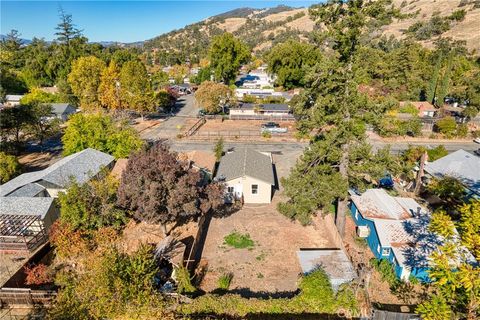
349 189 436 281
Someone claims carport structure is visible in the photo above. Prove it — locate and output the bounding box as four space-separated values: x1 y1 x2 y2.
0 214 48 252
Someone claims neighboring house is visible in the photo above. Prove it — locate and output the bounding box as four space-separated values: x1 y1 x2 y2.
0 148 115 252
349 188 436 281
49 103 77 121
235 88 277 99
0 148 115 198
239 71 275 89
229 103 292 119
179 151 216 183
400 101 437 118
216 148 275 204
39 86 59 94
424 149 480 199
5 95 23 107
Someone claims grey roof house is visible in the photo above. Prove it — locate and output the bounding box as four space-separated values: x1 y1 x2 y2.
48 103 77 121
0 148 115 252
425 149 480 199
216 148 275 204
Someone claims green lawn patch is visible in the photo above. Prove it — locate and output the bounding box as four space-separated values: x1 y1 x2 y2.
223 231 255 249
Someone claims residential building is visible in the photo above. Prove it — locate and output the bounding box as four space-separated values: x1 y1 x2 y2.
229 103 292 119
49 103 77 121
0 148 115 198
424 149 480 199
4 95 23 107
179 150 217 184
216 148 275 204
0 148 115 252
234 88 277 99
349 188 434 281
400 101 437 118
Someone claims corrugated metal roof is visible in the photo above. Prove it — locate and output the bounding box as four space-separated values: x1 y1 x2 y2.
350 189 423 220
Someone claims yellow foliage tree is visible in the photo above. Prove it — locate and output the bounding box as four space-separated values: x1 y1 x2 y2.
68 56 106 111
98 61 122 110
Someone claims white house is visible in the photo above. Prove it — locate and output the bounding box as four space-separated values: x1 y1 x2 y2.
229 103 291 119
50 103 77 121
5 95 23 107
216 148 275 204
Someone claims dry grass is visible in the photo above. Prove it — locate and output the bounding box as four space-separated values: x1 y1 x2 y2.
263 8 306 23
216 18 247 33
384 0 480 52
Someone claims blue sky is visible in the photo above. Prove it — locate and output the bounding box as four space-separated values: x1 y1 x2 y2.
1 1 321 43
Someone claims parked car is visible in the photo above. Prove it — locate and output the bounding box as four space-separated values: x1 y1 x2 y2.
474 138 480 144
261 122 279 129
474 149 480 156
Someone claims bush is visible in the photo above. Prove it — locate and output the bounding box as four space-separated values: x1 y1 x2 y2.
427 145 448 161
262 131 272 138
218 273 233 290
175 266 196 294
0 152 20 184
435 116 457 137
370 258 398 286
24 264 53 285
456 123 468 137
223 232 255 249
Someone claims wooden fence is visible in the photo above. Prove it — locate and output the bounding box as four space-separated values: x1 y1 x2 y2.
184 117 206 137
0 288 56 307
184 215 208 272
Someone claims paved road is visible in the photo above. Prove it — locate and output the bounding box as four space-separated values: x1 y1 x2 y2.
370 140 479 154
169 140 308 153
141 94 198 140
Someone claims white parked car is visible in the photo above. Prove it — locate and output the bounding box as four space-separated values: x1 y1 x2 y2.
474 138 480 144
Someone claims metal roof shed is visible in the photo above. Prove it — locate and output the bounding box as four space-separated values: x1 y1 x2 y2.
296 249 357 291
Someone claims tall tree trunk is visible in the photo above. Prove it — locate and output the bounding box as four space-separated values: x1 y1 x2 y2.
337 143 349 238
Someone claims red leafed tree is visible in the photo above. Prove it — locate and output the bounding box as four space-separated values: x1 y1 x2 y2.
117 143 224 234
24 264 52 285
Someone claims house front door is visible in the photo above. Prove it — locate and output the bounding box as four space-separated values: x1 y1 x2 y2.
234 183 243 200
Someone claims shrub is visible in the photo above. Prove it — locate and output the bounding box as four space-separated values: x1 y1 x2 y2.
218 273 233 290
24 264 53 285
0 152 20 184
175 266 196 294
223 232 255 249
427 145 448 161
370 258 398 286
435 116 457 137
262 131 272 138
456 123 468 138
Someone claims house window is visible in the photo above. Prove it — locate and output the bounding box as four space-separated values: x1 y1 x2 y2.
355 209 359 220
377 245 381 253
382 248 391 256
227 187 234 193
251 184 258 194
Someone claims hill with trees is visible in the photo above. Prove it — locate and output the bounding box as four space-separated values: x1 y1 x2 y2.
143 1 480 66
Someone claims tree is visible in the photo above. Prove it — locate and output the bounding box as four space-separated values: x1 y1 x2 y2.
457 201 480 260
213 137 224 161
119 60 156 117
55 7 82 46
426 145 448 161
194 81 232 114
58 173 126 231
208 33 250 84
68 56 106 110
0 152 21 183
26 102 61 145
62 113 143 159
192 67 212 85
0 105 33 152
428 176 465 208
24 263 53 286
266 40 322 89
435 116 457 137
117 143 224 235
20 88 60 105
98 61 122 110
417 209 480 319
0 29 24 69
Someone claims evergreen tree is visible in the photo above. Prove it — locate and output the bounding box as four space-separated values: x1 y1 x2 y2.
55 7 82 46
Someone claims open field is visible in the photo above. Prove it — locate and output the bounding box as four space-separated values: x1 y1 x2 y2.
198 197 336 294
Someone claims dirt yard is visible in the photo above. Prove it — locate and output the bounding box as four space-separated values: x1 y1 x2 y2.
183 119 300 142
199 197 336 294
18 152 62 172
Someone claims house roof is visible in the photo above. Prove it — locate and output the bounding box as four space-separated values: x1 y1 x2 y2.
425 149 480 195
373 219 414 247
49 103 75 115
6 183 46 197
0 148 115 196
216 148 274 185
0 197 55 218
234 103 289 112
400 101 436 112
350 189 424 220
5 95 23 102
179 151 216 172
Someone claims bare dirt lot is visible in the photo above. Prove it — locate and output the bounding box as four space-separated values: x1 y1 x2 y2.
183 119 300 142
18 152 62 172
199 197 336 294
